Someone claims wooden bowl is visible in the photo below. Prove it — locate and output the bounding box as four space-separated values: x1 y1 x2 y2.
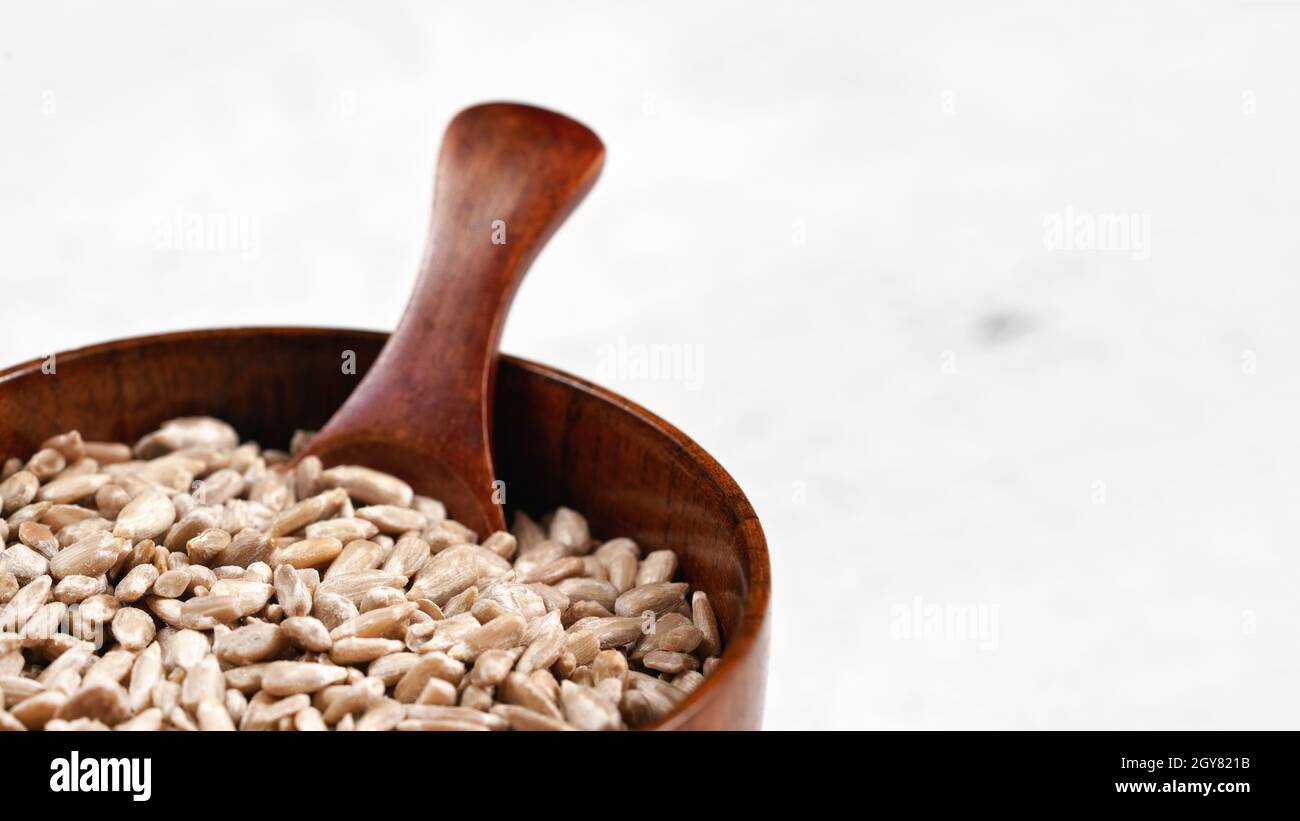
0 327 771 730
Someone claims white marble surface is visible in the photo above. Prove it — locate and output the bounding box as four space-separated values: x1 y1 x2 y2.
4 1 1300 729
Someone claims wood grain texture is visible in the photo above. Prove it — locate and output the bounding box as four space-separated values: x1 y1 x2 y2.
301 103 605 538
0 328 770 729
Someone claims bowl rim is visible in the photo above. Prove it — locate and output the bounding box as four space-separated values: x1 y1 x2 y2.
0 325 772 730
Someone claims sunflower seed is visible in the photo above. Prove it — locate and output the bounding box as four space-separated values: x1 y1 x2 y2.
353 504 426 535
196 699 236 730
573 617 644 650
515 615 566 675
306 518 379 544
152 569 190 599
555 577 619 611
480 531 517 561
323 539 384 579
636 550 678 586
330 637 404 665
404 703 507 730
111 607 156 651
448 612 525 662
317 570 406 605
26 448 68 481
18 521 59 558
42 431 86 463
357 699 406 731
392 653 463 703
273 536 343 570
409 545 477 605
273 564 312 618
642 650 699 674
115 707 163 731
605 550 638 594
180 655 225 711
614 581 688 618
560 680 620 730
193 469 244 506
2 424 720 731
42 504 99 533
268 489 348 537
310 590 359 631
499 672 562 720
49 532 123 580
53 679 130 725
563 629 599 667
128 644 162 712
0 471 39 515
78 441 131 464
109 491 175 543
261 661 349 695
382 534 430 578
319 466 414 508
3 544 49 583
94 484 131 519
185 528 231 565
294 706 327 730
213 619 286 663
329 602 416 641
415 676 458 706
280 616 332 652
136 418 239 458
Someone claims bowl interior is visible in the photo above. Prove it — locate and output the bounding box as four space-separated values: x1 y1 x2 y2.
0 327 770 728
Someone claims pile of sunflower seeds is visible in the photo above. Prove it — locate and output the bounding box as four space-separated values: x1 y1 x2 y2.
0 417 722 731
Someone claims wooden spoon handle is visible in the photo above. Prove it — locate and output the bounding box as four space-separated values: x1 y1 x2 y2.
304 103 604 531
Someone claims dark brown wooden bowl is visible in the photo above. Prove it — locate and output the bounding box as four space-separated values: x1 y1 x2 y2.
0 327 771 730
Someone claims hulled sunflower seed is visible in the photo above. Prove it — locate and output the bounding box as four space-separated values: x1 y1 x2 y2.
3 544 49 582
280 616 332 653
152 570 190 599
0 471 39 515
613 581 689 618
53 575 103 605
268 489 348 538
215 623 288 665
18 521 59 558
49 532 123 580
273 537 343 570
111 607 156 651
55 680 131 725
330 637 404 665
113 491 177 542
692 591 722 657
636 550 678 586
318 466 413 508
560 680 620 730
117 560 159 599
642 650 699 674
414 676 458 706
1 422 722 731
261 661 349 695
306 518 379 544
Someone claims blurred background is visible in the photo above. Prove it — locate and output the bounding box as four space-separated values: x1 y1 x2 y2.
4 1 1299 729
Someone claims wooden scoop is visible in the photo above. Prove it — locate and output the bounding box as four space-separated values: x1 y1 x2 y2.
295 102 605 537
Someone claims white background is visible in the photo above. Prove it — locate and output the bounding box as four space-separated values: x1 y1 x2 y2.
4 2 1299 729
